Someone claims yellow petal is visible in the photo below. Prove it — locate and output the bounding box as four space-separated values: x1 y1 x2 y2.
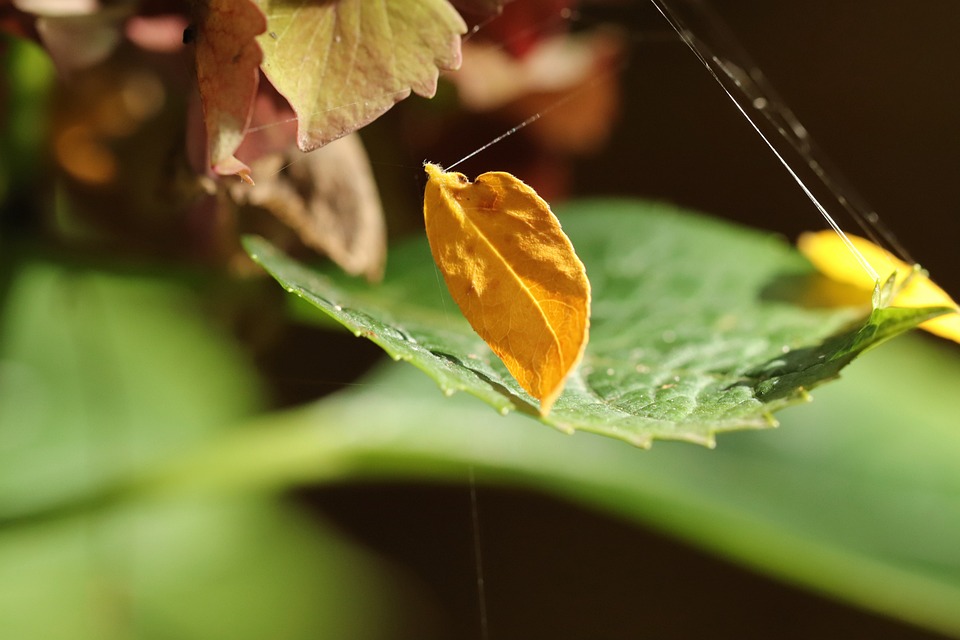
798 230 960 343
423 163 591 415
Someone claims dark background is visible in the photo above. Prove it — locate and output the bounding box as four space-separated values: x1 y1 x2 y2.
578 1 960 293
301 2 960 638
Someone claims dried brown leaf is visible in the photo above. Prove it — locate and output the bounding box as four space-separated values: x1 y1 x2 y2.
193 0 266 183
232 133 386 280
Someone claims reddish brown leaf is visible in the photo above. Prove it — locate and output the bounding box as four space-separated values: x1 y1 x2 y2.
193 0 266 183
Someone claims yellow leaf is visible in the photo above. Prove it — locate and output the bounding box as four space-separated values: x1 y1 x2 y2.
423 163 591 415
798 230 960 343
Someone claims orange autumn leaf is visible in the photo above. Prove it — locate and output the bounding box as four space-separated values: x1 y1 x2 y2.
423 163 590 415
193 0 266 184
798 230 960 343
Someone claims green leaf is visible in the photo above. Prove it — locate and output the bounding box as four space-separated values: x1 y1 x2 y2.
0 259 264 519
255 0 466 151
144 335 960 637
0 497 425 640
245 199 948 446
0 257 431 639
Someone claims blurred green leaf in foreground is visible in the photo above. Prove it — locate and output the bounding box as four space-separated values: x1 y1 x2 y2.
0 258 431 640
155 336 960 637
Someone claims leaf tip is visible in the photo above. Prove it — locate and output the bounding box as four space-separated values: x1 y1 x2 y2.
538 393 558 417
424 161 467 188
